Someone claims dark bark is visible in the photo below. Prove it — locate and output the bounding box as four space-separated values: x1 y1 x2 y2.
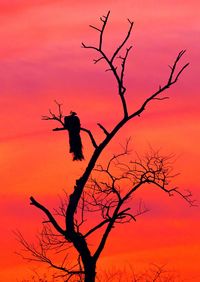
84 259 96 282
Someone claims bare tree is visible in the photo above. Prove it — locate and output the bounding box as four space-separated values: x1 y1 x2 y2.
17 11 193 282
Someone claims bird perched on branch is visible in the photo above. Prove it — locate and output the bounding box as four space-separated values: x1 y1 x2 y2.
64 111 84 161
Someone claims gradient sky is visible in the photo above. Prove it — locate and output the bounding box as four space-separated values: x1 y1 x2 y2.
0 1 200 281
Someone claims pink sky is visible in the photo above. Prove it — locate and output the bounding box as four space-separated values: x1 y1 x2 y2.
0 1 200 281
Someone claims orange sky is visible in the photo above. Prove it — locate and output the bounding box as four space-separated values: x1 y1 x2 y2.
0 1 200 281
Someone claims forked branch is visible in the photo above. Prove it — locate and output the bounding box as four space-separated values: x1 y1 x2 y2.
82 11 133 118
129 50 189 119
168 50 189 84
42 100 64 126
82 12 189 123
110 19 134 63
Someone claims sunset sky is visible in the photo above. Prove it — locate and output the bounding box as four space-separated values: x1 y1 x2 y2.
0 0 200 281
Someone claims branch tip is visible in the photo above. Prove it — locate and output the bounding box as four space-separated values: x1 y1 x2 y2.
89 25 101 32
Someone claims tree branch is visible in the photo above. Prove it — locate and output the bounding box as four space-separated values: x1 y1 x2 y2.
97 123 109 135
150 183 196 207
93 207 119 261
80 127 98 148
82 11 132 119
168 50 188 84
111 19 134 63
30 197 66 236
42 100 64 126
84 218 111 238
99 11 110 50
120 46 133 87
128 50 189 119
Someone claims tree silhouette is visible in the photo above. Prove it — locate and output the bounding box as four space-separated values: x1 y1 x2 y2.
17 11 194 282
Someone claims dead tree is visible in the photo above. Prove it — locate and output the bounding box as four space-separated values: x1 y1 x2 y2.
18 11 193 282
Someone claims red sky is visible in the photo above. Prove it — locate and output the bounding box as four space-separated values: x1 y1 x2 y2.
0 1 200 281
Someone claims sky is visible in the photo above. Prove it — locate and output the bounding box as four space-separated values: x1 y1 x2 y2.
0 0 200 281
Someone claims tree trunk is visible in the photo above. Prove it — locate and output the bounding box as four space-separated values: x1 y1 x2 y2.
84 261 96 282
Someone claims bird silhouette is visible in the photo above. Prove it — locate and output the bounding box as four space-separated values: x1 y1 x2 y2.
64 112 84 161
